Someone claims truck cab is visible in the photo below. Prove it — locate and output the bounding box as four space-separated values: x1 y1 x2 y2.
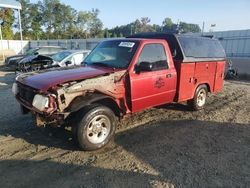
13 33 226 151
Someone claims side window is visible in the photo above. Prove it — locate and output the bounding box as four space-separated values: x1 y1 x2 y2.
138 44 169 71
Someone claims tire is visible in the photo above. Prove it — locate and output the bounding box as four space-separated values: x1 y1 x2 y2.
73 105 116 151
188 85 208 111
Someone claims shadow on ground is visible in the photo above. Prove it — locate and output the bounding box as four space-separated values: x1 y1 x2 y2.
116 120 250 187
0 71 15 89
0 159 167 188
1 119 250 187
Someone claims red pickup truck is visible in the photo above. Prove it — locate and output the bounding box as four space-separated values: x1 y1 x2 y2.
12 33 226 150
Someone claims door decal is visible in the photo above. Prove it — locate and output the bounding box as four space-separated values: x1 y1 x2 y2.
155 77 165 88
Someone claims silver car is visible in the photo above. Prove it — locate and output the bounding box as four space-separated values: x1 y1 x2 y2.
17 50 90 73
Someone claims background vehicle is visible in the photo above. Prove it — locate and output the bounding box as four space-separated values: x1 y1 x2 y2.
17 50 90 73
225 59 238 79
5 46 66 69
13 33 226 151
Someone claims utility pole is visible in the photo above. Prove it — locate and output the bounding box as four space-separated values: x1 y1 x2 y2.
210 24 216 37
0 23 4 61
201 22 205 36
130 25 134 35
18 9 23 54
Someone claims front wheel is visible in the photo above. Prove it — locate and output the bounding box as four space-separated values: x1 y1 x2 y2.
73 105 116 151
188 85 208 111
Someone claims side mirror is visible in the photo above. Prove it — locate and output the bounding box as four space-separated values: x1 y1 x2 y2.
65 61 72 66
34 52 39 55
135 61 154 73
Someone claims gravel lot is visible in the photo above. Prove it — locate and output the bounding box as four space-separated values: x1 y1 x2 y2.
0 69 250 188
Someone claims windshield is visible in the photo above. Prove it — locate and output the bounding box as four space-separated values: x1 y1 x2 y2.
51 51 72 62
25 48 37 55
84 40 139 69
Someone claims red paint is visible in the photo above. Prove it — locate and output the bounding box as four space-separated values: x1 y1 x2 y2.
128 39 177 112
213 61 226 92
18 66 116 91
126 39 225 112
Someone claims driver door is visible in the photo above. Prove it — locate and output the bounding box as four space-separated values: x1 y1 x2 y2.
130 43 176 112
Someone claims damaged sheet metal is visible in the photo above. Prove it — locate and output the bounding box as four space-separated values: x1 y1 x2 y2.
56 70 127 112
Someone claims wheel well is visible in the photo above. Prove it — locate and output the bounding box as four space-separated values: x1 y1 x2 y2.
66 93 122 118
65 95 121 127
93 98 121 117
198 83 210 93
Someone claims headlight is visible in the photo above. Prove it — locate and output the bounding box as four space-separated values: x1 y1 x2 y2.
12 83 18 95
32 94 49 111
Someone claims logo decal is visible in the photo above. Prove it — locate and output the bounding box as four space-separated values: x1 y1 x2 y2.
155 77 165 88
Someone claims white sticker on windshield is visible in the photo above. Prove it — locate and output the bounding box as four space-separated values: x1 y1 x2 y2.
119 42 135 48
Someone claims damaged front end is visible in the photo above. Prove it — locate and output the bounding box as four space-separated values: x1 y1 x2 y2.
17 55 54 73
13 70 127 127
13 81 61 127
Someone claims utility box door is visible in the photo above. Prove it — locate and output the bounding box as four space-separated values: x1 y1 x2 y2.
214 61 226 92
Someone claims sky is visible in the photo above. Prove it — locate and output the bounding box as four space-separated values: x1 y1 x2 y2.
31 0 250 32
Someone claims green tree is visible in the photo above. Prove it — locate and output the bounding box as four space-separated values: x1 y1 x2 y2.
39 0 77 39
75 11 92 38
76 9 103 38
152 24 162 32
179 22 201 33
162 17 173 31
119 33 123 37
19 0 32 39
103 28 110 38
40 0 60 39
30 3 43 40
87 9 103 38
0 8 14 39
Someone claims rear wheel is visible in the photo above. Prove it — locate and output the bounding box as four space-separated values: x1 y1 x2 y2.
73 105 116 151
188 85 208 111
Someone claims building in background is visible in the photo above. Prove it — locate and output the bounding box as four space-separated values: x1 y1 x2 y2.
206 29 250 58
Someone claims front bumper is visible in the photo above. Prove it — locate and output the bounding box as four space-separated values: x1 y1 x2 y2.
16 95 65 127
16 94 42 114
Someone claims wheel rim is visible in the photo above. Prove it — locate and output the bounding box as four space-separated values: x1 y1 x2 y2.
197 89 206 107
86 115 111 144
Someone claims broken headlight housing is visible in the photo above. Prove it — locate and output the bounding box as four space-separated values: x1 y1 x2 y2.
32 94 49 112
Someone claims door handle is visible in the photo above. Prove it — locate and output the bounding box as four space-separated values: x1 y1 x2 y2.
166 74 172 78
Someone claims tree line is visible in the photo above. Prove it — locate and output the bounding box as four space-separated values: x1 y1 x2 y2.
0 0 201 40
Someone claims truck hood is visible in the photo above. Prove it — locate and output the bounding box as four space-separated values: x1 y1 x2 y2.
17 66 116 91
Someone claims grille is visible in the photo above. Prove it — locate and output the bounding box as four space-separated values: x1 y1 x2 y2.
18 84 37 105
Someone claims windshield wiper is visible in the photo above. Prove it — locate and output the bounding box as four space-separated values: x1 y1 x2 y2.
90 62 116 70
92 62 109 67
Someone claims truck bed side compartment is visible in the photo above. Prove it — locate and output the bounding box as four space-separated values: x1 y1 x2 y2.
194 61 217 93
175 62 196 102
213 61 226 92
